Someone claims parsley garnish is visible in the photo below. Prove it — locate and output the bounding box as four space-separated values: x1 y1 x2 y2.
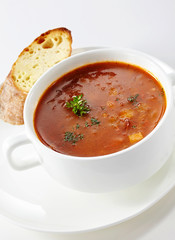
91 118 100 125
115 98 119 101
132 125 137 128
127 94 139 105
66 95 90 116
64 131 84 145
85 122 89 127
76 123 80 129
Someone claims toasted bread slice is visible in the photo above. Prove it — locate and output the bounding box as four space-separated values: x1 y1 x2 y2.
0 28 72 124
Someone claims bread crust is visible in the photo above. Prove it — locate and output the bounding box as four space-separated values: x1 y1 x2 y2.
0 27 72 125
0 73 26 124
34 28 72 45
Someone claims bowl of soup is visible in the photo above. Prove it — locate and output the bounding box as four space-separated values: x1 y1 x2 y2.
4 48 175 192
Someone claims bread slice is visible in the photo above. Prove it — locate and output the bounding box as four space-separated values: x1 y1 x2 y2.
0 28 72 124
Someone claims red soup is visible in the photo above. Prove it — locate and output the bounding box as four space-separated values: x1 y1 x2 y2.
34 62 166 157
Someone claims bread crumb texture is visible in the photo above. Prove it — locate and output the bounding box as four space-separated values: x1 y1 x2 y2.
12 28 72 92
0 28 72 125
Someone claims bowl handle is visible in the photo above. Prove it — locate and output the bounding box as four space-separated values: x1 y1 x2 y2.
3 132 41 170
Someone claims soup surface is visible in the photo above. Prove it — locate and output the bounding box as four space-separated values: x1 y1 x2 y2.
34 62 166 157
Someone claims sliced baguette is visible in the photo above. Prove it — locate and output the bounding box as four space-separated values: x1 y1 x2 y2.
0 27 72 124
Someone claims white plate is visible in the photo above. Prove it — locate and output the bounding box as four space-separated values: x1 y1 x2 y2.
0 47 175 233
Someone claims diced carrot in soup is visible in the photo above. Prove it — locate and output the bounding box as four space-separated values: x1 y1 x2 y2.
106 101 114 108
129 132 144 144
120 109 134 119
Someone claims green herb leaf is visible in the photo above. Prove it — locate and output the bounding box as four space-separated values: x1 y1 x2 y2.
64 131 84 145
85 122 89 127
115 98 119 101
66 95 90 116
76 123 80 129
127 94 139 105
91 118 101 126
132 125 137 128
79 134 84 140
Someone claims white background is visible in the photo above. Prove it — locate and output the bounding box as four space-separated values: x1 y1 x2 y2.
0 0 175 239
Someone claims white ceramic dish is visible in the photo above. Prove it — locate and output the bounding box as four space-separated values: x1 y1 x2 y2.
0 47 175 233
3 47 175 193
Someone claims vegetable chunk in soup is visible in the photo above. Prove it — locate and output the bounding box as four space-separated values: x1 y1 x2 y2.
34 62 166 157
